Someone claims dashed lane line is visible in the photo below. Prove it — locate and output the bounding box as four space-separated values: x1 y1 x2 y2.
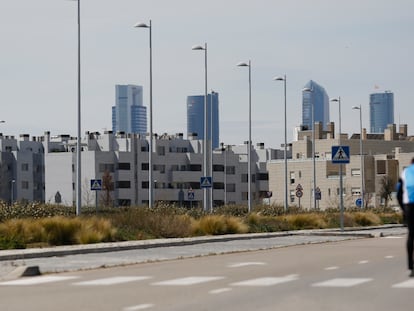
231 274 299 287
152 276 225 286
73 276 151 286
0 275 79 286
312 278 372 288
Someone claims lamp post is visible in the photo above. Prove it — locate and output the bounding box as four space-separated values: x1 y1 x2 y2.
237 60 252 213
10 179 15 205
135 20 154 208
73 0 82 216
274 75 288 212
220 142 227 205
302 87 316 209
331 97 344 231
210 90 215 210
192 43 209 212
352 105 364 208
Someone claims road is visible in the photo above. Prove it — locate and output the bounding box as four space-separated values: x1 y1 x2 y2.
0 233 411 311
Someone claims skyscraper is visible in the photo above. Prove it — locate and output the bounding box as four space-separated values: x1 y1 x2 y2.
187 92 219 149
369 91 394 133
112 85 147 135
302 80 330 130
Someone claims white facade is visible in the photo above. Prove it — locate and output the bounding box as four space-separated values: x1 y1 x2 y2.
43 131 274 207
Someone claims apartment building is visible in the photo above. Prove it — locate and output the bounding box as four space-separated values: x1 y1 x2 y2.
0 134 44 203
43 131 275 207
268 123 414 210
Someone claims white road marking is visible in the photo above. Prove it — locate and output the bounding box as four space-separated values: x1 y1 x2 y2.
73 276 151 286
0 275 79 286
358 260 369 264
312 278 372 287
123 304 154 311
231 274 299 287
152 276 224 286
209 288 233 294
385 255 394 259
392 279 414 288
228 262 266 268
324 266 339 270
384 236 403 239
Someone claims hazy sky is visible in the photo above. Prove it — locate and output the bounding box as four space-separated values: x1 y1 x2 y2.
1 0 413 149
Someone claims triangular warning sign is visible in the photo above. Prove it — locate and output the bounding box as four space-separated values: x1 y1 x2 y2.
333 146 349 161
201 178 211 187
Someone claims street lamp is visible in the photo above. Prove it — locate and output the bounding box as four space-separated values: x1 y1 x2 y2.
331 97 344 231
68 0 82 216
192 43 209 212
10 180 15 205
134 20 154 209
274 75 288 212
352 105 365 208
210 90 215 209
302 87 316 209
237 60 252 213
220 143 227 205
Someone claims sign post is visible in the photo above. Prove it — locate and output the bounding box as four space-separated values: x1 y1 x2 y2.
90 179 102 213
295 184 303 209
188 188 194 208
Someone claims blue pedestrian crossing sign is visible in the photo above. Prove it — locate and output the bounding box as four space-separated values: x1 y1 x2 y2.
332 146 350 164
90 179 102 191
200 176 212 188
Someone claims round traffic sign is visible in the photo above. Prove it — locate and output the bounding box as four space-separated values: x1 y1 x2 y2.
296 190 303 198
356 198 362 207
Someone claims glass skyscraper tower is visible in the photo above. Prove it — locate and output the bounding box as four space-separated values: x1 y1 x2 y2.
112 85 147 135
187 93 219 149
302 80 330 130
369 91 394 133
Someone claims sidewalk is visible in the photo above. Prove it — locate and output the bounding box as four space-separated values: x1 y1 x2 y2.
0 225 406 280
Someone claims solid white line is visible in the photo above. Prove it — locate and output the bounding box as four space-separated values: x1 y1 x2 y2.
0 275 79 286
312 278 372 287
228 262 266 268
73 276 151 286
231 275 299 287
392 279 414 288
324 266 339 270
209 288 232 294
358 260 369 264
152 276 224 286
123 304 154 311
384 236 403 239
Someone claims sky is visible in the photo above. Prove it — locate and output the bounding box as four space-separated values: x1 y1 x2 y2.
1 0 413 149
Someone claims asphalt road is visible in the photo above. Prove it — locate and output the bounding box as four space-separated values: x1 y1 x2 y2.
0 229 412 311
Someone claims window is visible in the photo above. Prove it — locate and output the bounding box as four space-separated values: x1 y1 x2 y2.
226 184 236 192
257 173 269 181
118 163 131 170
351 187 361 196
241 174 248 183
154 165 165 173
142 181 149 189
377 160 386 175
226 166 236 175
117 181 131 189
189 164 202 171
213 165 224 172
141 163 149 171
22 181 29 189
290 190 295 203
351 169 361 176
290 172 295 184
157 146 165 156
21 163 29 171
213 182 224 190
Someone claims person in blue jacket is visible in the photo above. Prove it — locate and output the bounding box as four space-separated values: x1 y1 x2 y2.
397 157 414 277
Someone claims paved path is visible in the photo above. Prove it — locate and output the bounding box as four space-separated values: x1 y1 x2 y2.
0 225 406 280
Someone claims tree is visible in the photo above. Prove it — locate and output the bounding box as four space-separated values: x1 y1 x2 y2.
101 170 114 207
378 176 395 208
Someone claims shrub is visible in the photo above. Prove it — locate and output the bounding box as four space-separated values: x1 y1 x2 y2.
352 212 381 226
246 213 290 232
284 213 328 230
